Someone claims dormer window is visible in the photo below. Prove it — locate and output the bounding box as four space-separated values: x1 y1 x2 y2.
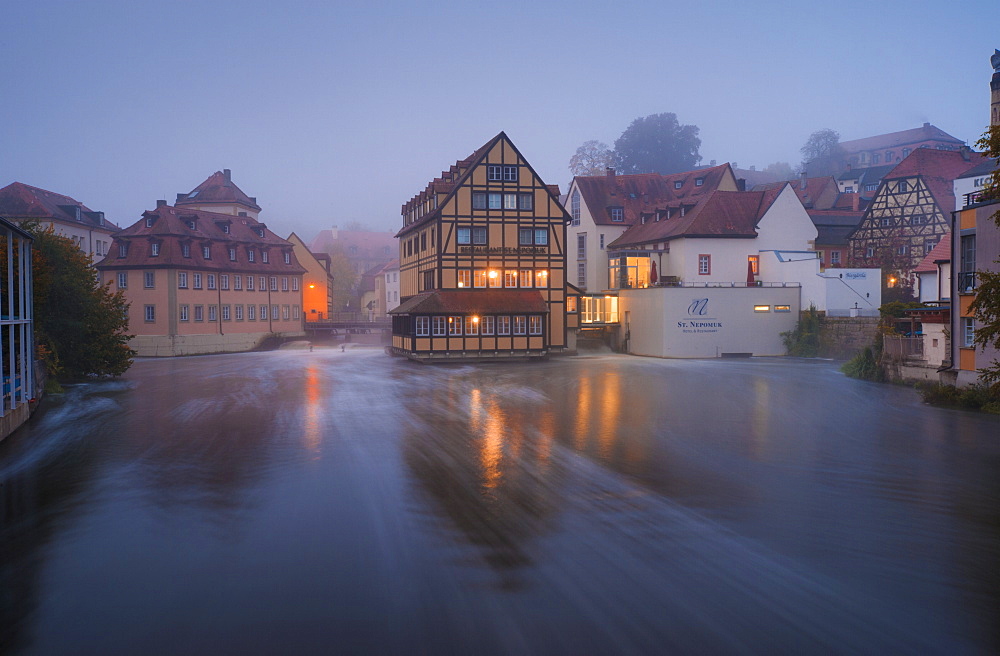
261 250 269 263
151 242 160 256
203 245 211 259
229 247 237 261
610 207 624 222
674 181 683 190
118 243 129 258
255 227 265 238
283 251 291 264
145 216 154 228
695 178 704 187
185 219 196 230
182 243 191 258
248 249 255 262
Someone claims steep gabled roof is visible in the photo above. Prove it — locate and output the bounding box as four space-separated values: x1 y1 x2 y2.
396 131 565 238
389 290 548 315
175 169 261 212
754 176 839 209
839 124 965 154
883 148 987 213
608 186 784 248
954 157 1000 180
574 162 734 227
809 210 864 247
913 233 951 273
0 182 119 230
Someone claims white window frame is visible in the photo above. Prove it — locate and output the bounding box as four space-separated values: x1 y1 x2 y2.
513 316 527 335
528 316 542 335
415 316 430 336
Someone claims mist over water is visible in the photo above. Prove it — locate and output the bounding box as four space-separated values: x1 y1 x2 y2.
2 350 998 654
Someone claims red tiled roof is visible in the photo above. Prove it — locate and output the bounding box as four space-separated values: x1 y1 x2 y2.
96 204 304 274
175 169 261 211
839 124 964 154
754 176 839 210
575 163 734 227
914 233 951 273
0 182 120 230
883 149 987 214
390 290 548 315
608 187 784 248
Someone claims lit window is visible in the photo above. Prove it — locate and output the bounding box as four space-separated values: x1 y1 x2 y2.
528 316 543 335
520 269 533 288
513 316 527 335
497 316 511 335
775 305 791 312
748 255 759 276
448 316 462 335
535 270 548 287
474 270 488 287
464 316 479 335
457 270 471 288
481 316 495 335
754 305 770 312
505 270 518 287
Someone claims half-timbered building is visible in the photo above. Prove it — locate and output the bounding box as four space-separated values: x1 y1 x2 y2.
847 148 985 282
389 132 576 362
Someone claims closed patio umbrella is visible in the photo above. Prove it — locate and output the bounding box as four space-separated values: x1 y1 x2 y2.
747 258 755 286
650 259 658 286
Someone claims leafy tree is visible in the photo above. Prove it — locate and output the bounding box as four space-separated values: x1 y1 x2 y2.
568 140 615 176
800 128 846 177
613 113 702 175
19 223 134 379
969 125 1000 385
762 161 795 182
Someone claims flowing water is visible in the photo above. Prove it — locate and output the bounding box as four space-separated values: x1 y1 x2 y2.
1 348 998 654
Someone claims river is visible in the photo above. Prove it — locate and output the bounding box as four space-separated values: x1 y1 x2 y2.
1 348 998 654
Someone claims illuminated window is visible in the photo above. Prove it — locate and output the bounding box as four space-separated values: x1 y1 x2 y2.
448 316 462 335
513 316 527 335
535 270 548 287
497 316 511 335
488 270 502 288
520 269 533 287
481 316 495 335
465 316 479 335
567 296 578 313
505 270 518 287
474 270 488 287
528 316 542 335
457 270 471 288
748 255 759 275
754 305 770 312
775 305 791 312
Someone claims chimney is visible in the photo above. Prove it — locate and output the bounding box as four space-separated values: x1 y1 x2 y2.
156 199 167 208
960 145 971 161
923 122 930 128
330 224 338 240
853 193 860 212
737 178 746 191
606 167 615 179
176 193 187 202
249 197 256 205
224 168 232 184
799 171 807 190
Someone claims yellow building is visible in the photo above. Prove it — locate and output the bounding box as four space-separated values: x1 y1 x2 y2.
389 132 577 361
288 232 333 320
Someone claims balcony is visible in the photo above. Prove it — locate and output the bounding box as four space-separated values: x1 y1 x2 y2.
957 271 977 293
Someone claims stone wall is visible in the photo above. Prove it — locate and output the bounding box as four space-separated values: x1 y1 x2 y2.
818 316 880 359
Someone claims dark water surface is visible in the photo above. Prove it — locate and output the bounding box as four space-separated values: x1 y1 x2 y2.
1 349 998 654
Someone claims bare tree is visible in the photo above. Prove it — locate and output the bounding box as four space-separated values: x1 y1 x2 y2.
569 140 615 176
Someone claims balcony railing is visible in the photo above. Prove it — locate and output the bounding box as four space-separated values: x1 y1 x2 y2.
957 271 977 293
883 335 924 360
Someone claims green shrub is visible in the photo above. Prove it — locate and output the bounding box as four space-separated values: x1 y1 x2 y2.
841 346 884 381
782 305 822 357
915 381 1000 412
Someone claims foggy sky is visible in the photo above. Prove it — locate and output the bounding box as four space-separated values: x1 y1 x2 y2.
2 0 997 241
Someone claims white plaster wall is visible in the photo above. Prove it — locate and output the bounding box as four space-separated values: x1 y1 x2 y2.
621 286 801 358
565 179 626 292
821 268 882 314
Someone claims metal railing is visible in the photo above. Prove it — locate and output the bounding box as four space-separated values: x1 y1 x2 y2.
957 271 977 292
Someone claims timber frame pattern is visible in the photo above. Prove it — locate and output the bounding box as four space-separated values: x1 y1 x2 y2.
389 132 576 362
848 175 948 275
